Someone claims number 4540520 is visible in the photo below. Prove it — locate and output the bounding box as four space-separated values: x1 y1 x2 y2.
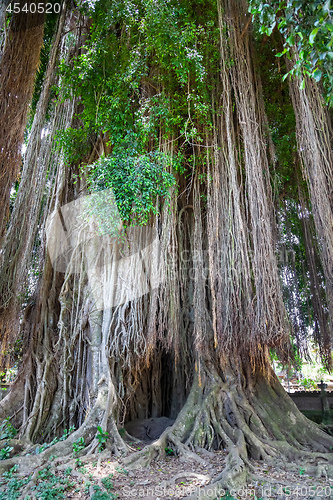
6 3 61 14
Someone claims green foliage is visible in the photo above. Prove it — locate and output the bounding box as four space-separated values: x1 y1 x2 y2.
87 151 175 225
1 338 23 366
58 0 220 184
218 493 237 500
115 466 129 475
31 466 75 500
35 426 75 455
91 484 117 500
0 368 16 385
0 468 29 500
249 0 333 104
0 447 12 461
0 418 17 441
56 127 91 167
61 426 76 440
2 465 18 479
164 446 174 456
0 467 27 499
300 377 317 390
101 474 114 492
300 355 330 385
72 437 85 457
9 180 20 215
0 419 16 463
96 426 109 452
54 0 227 239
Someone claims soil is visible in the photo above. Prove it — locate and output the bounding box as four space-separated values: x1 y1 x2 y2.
34 439 333 500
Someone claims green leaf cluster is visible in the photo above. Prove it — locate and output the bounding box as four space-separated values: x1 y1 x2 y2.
32 466 75 499
249 0 333 104
0 418 17 441
96 426 109 451
58 0 220 190
86 150 176 225
0 469 29 500
72 437 85 457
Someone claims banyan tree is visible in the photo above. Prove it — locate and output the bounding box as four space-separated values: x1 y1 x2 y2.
0 0 333 495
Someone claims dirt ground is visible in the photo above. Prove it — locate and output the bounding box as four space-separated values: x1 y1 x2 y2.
54 442 333 500
1 430 332 499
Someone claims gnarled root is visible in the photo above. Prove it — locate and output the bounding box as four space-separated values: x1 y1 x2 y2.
122 362 333 497
1 361 332 499
0 379 128 475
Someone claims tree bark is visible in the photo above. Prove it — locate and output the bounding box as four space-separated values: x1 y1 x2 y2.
0 3 44 240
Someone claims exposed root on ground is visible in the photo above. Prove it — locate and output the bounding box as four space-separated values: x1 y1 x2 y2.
0 380 128 476
122 365 333 497
0 365 332 499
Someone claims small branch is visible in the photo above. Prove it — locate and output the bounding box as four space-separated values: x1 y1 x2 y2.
240 14 253 38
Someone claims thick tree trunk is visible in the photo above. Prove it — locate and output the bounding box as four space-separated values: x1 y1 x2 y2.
0 5 67 367
123 358 333 493
0 4 44 240
1 351 332 496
